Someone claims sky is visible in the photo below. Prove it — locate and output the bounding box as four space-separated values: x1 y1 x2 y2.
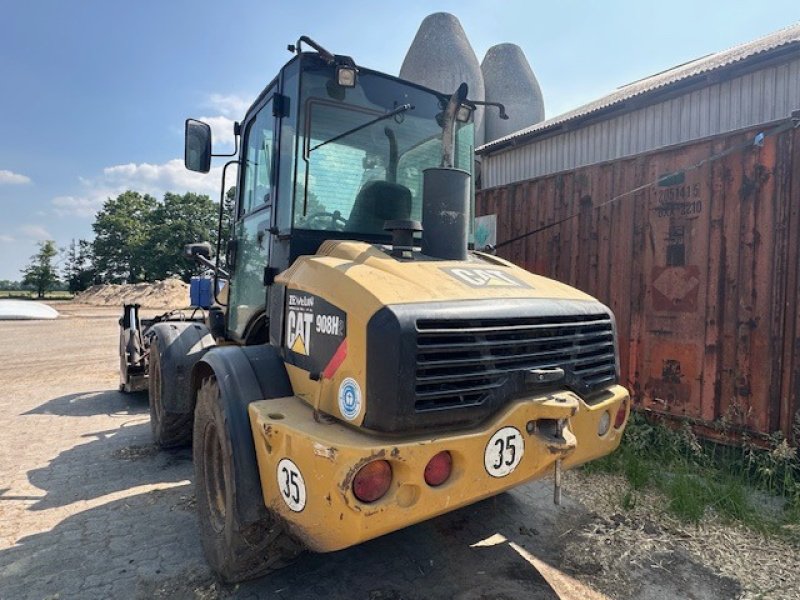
1 0 798 280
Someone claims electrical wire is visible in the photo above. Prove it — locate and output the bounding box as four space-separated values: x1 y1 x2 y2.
491 113 800 251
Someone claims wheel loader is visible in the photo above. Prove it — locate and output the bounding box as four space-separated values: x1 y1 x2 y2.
119 37 630 582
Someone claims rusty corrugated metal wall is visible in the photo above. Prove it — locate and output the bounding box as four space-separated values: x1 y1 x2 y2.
477 125 800 443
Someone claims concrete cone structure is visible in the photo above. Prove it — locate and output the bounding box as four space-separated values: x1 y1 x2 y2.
399 12 486 147
481 43 545 144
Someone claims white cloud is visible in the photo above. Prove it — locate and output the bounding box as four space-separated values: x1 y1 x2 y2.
52 196 103 218
0 169 31 185
20 225 52 240
102 159 229 196
51 159 237 218
0 234 14 243
198 115 236 148
208 93 251 118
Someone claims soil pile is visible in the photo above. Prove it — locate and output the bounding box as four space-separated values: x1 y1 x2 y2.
73 279 189 308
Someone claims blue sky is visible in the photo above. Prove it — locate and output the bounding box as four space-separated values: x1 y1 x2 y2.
1 1 797 280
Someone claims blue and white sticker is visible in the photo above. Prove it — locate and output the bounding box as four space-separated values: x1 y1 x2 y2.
338 377 362 421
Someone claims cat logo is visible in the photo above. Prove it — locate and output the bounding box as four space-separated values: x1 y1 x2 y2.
443 267 531 289
287 309 313 356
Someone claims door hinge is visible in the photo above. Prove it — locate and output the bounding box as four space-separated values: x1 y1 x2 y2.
273 94 290 118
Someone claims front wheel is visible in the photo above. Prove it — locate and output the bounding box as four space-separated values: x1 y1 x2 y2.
193 376 300 582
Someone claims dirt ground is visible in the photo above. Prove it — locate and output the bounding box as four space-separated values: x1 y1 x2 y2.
0 303 741 599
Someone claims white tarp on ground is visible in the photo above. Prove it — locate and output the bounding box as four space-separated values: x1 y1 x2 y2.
0 300 59 320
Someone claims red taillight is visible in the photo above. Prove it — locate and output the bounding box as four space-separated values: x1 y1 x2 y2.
352 460 392 503
424 451 453 487
614 399 628 429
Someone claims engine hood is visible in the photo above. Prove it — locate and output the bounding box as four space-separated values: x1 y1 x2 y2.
277 240 597 316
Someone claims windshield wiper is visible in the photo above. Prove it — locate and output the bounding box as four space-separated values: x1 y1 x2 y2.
308 103 414 154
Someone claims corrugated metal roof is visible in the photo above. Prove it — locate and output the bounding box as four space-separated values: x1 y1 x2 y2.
478 22 800 155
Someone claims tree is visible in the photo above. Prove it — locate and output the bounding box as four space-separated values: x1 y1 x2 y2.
147 192 219 280
63 238 96 292
21 240 59 298
92 191 158 283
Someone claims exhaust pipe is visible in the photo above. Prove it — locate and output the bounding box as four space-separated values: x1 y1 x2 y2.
421 167 470 261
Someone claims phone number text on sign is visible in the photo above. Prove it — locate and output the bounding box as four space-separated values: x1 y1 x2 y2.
484 426 525 477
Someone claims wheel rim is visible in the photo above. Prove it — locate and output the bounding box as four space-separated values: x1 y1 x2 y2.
203 421 227 533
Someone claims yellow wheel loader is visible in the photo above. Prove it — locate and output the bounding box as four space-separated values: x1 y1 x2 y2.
119 37 629 582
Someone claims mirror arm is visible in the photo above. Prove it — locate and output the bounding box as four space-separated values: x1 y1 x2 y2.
213 159 239 306
211 122 241 158
192 253 229 279
468 100 509 120
288 36 335 63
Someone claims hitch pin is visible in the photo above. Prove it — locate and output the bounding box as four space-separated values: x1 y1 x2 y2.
554 458 562 505
553 417 566 505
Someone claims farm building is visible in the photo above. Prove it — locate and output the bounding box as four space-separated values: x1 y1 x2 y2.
476 24 800 443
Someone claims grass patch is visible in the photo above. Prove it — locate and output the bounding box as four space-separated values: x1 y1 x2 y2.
585 413 800 538
0 290 73 300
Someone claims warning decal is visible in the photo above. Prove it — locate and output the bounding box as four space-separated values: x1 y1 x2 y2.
285 290 347 375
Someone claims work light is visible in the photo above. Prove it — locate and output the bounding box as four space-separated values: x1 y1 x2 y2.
336 65 357 87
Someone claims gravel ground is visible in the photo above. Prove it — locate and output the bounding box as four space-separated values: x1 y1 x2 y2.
563 471 800 600
0 303 746 599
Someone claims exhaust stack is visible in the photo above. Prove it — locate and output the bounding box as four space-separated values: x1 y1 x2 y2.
421 168 470 261
421 81 471 261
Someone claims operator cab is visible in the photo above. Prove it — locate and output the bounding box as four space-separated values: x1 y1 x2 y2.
185 39 476 345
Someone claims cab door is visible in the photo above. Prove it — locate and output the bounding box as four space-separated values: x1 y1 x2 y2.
228 97 276 341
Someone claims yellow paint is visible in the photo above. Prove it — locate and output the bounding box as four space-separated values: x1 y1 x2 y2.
249 385 628 552
277 241 603 424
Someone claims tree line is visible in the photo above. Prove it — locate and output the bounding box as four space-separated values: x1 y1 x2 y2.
20 190 232 298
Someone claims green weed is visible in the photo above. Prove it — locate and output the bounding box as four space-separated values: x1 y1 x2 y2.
584 412 800 539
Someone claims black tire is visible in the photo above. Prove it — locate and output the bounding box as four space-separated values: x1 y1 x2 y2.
193 376 300 583
148 338 192 448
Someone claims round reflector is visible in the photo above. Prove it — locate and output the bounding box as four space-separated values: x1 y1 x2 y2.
352 460 392 503
614 399 628 429
424 451 453 486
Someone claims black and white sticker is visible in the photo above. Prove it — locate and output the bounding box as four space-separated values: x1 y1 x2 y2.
285 291 347 374
484 426 525 478
276 458 306 512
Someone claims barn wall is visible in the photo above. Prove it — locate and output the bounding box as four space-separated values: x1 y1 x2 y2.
480 56 800 188
477 125 800 443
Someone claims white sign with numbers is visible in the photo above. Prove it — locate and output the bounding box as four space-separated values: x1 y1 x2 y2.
484 426 525 477
276 458 307 512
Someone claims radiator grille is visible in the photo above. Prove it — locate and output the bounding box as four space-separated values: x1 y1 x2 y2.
414 313 616 412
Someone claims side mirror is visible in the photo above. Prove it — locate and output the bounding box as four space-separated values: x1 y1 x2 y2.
185 242 213 260
185 119 212 173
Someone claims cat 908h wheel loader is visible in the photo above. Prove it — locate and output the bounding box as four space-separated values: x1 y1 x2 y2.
119 36 629 582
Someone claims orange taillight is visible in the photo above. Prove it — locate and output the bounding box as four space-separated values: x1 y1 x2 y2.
424 451 453 486
614 399 628 429
352 460 392 503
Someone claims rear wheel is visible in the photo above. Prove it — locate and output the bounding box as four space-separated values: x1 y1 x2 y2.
148 339 192 447
194 376 300 582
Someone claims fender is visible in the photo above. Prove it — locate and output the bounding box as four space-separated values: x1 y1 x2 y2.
149 321 216 413
191 344 293 526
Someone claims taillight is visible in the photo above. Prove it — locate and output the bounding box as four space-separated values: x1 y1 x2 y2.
424 451 452 486
352 460 392 503
614 399 628 429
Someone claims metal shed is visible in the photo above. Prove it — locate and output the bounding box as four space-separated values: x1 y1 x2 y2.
478 24 800 188
475 25 800 444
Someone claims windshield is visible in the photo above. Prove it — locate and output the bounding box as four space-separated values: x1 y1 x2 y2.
293 66 474 237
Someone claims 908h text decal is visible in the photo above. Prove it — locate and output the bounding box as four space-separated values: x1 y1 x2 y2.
285 290 347 375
